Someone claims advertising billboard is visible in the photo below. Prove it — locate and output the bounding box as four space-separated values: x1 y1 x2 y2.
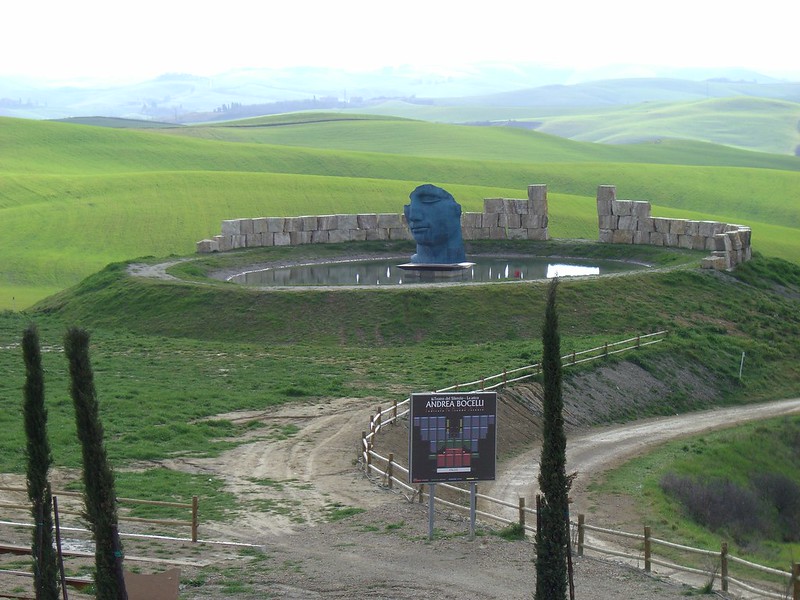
408 392 497 484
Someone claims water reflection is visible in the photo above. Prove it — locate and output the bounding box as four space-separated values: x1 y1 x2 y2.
547 264 600 278
228 257 643 287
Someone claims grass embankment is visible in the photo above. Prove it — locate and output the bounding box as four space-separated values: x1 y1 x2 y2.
1 115 799 309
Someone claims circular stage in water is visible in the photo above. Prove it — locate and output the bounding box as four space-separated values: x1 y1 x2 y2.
226 256 647 287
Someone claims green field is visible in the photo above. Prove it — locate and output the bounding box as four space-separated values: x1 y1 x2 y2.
1 108 800 575
1 114 799 310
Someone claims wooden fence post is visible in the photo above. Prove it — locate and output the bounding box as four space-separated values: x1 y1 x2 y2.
792 562 799 600
644 526 651 573
191 496 199 543
604 342 609 357
636 335 641 348
720 542 728 593
518 497 525 530
362 432 371 470
571 351 576 364
481 377 485 390
392 400 397 422
376 407 382 432
577 514 585 556
387 453 394 489
503 368 507 385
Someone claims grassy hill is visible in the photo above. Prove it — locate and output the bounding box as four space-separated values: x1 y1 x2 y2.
531 97 800 155
1 246 797 475
166 112 800 168
320 78 800 156
1 115 799 309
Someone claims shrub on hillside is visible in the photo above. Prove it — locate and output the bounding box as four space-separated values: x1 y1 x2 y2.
661 470 800 545
751 473 800 542
660 473 766 544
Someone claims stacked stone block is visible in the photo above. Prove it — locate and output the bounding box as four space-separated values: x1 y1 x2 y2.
197 184 550 253
596 185 752 270
462 184 549 242
196 213 412 253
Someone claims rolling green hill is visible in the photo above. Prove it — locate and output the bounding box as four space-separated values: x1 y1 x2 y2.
532 97 800 155
165 112 800 169
309 78 800 156
1 115 799 310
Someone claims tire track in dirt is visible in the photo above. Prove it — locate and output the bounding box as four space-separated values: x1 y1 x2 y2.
160 397 388 542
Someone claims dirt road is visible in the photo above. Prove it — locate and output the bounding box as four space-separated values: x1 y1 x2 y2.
4 396 798 598
168 396 800 598
486 397 800 521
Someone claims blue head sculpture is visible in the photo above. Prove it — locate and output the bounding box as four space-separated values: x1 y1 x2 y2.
403 184 466 264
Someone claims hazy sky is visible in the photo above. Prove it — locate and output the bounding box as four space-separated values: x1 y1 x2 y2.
4 0 798 83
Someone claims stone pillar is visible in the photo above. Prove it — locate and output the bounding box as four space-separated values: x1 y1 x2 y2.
527 184 548 240
597 185 616 241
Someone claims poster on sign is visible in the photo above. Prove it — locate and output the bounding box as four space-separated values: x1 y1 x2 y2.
408 392 497 484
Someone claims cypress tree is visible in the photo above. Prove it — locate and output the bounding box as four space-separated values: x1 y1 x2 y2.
64 327 127 600
22 324 60 600
535 278 569 600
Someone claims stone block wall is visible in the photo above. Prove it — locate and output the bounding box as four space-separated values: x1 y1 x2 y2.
196 184 549 253
596 185 752 270
462 184 549 242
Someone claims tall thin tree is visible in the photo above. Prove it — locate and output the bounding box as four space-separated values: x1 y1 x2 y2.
64 327 127 600
535 278 570 600
22 324 60 600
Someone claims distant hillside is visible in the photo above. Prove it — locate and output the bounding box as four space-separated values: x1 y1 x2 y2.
450 77 800 108
329 79 800 156
5 67 799 154
2 66 796 121
530 97 800 155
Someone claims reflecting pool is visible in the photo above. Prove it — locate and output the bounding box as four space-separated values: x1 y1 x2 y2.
227 256 647 287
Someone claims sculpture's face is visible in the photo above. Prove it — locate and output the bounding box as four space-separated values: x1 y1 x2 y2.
404 195 461 248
